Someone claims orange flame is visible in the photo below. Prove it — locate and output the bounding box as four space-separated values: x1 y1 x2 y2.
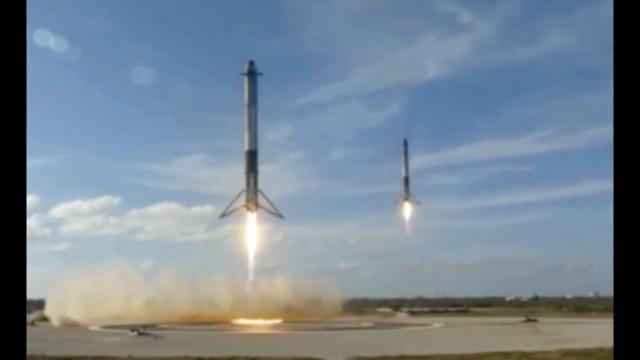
231 318 283 326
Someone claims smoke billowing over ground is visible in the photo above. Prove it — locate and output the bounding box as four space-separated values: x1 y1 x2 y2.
44 265 342 327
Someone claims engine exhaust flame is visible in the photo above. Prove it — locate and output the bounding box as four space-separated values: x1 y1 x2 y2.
246 211 258 285
402 201 413 234
231 318 283 326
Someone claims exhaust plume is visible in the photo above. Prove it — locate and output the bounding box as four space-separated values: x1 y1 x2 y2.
44 264 342 327
246 211 258 285
402 200 413 234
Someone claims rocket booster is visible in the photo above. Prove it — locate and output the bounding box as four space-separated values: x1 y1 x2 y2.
398 138 419 205
219 60 284 219
244 60 259 213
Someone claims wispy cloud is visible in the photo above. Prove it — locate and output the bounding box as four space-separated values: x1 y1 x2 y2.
414 126 612 170
432 179 612 211
31 28 81 60
130 65 158 87
292 1 582 106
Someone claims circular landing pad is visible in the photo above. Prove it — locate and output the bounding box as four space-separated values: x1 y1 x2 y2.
98 320 438 334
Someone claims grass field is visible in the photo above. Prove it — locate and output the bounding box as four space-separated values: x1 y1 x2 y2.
27 357 319 360
354 348 613 359
26 348 613 360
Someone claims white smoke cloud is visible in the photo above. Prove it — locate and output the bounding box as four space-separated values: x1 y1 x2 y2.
45 265 342 326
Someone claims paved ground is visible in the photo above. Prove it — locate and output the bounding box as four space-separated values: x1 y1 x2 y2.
27 316 613 360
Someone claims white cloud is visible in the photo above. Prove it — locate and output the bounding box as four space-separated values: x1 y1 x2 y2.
49 196 121 219
414 126 612 170
27 194 40 211
48 196 231 242
32 28 81 60
432 179 612 211
27 215 52 241
121 202 223 241
34 242 71 252
131 65 158 87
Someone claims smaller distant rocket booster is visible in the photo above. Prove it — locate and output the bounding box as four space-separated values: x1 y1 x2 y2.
397 138 420 205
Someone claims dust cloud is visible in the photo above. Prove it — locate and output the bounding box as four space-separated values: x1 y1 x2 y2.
44 264 342 326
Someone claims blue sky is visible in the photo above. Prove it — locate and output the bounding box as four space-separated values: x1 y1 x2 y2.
27 0 613 298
